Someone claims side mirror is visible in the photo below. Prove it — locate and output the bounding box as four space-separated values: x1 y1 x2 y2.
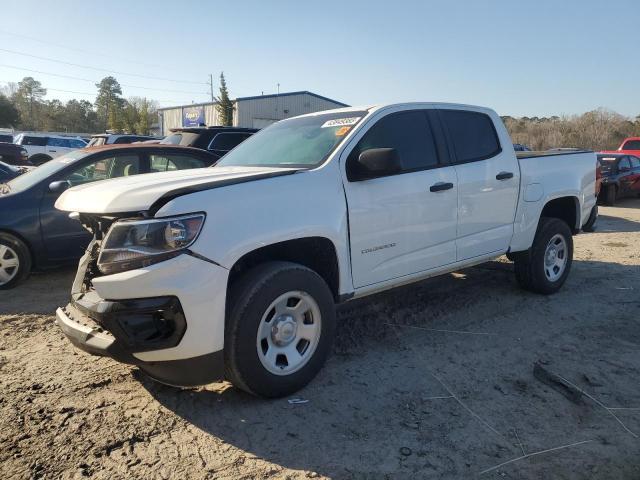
49 180 71 193
354 148 402 180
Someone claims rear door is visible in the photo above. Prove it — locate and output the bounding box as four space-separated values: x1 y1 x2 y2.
342 107 458 288
629 156 640 194
438 108 520 261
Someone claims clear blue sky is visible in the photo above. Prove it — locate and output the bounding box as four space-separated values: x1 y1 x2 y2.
1 0 638 117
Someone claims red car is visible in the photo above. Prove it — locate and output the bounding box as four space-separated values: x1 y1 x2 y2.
616 137 640 157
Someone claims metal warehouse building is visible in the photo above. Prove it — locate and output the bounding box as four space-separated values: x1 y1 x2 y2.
158 91 349 134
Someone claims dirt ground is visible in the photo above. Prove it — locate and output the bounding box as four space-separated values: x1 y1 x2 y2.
1 200 639 480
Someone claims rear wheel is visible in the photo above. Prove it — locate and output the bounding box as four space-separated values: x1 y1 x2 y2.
514 217 573 295
0 233 32 290
604 185 617 206
582 205 598 232
224 261 336 398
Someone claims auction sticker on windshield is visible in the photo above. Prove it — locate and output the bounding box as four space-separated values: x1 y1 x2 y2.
321 117 361 128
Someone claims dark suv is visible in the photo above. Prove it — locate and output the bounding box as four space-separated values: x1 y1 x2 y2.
0 142 30 166
160 126 257 160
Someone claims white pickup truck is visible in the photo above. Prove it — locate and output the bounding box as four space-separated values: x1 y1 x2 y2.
54 103 597 397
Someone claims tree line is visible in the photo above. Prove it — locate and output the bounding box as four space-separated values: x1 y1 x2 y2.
0 76 158 135
503 109 640 151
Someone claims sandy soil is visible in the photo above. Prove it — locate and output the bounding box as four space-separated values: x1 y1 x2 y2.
1 199 639 479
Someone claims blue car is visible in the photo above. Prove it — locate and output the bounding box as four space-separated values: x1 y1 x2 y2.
0 144 219 289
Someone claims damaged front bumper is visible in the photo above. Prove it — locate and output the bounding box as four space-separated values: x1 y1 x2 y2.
56 239 229 387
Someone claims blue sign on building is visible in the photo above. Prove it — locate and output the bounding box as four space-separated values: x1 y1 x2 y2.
182 106 205 127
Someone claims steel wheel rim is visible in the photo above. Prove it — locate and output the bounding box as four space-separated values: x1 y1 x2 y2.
256 290 322 376
543 234 568 282
0 244 19 286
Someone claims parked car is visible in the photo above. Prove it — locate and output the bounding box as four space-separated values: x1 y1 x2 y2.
0 161 32 182
0 133 14 143
596 153 640 205
160 126 257 160
617 137 640 157
0 142 30 166
0 144 220 289
86 134 161 147
512 143 531 151
14 133 87 165
54 102 597 398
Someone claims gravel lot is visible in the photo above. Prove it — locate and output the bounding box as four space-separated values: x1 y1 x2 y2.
1 199 639 479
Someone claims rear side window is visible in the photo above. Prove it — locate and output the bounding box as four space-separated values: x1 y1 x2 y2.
114 137 133 144
348 110 439 176
630 156 640 168
619 158 632 170
21 136 47 146
440 110 501 163
209 133 252 151
622 140 640 150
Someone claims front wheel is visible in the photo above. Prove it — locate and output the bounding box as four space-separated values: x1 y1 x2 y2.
0 233 32 290
514 217 573 295
224 261 336 398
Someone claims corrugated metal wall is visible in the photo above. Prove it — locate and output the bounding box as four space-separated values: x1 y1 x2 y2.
236 93 343 128
159 93 345 133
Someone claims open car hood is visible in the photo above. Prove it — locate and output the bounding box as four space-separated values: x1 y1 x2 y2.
55 166 297 214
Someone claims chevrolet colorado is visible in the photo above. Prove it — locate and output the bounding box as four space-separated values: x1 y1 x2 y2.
54 103 597 397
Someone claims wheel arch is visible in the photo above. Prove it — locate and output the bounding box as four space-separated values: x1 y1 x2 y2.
227 237 341 302
539 195 581 233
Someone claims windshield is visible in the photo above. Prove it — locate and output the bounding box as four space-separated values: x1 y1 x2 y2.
5 150 89 193
216 111 367 169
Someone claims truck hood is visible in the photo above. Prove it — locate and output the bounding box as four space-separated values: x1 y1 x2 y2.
55 166 297 214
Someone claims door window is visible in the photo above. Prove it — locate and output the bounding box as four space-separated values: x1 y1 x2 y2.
347 110 439 180
47 137 70 148
629 156 640 168
440 110 501 163
20 136 47 146
68 139 87 148
150 153 208 172
65 154 142 185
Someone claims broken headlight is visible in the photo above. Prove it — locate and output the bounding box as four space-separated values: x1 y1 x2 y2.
97 213 205 275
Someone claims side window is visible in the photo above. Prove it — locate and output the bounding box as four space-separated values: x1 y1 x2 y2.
150 154 207 172
622 140 640 150
48 137 70 147
347 110 439 179
618 158 632 170
209 133 252 151
629 156 640 168
440 110 501 163
65 154 141 185
114 137 133 144
23 136 47 146
68 139 86 148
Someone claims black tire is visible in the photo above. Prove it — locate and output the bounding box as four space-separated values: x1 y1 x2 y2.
514 217 573 295
0 233 32 290
582 205 598 232
29 154 52 166
604 185 616 206
224 261 336 398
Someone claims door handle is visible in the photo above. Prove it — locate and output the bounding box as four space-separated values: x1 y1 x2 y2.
49 149 57 152
430 182 454 192
496 171 514 180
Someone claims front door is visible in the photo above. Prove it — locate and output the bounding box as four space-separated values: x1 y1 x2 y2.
438 108 520 260
40 152 144 261
343 109 458 288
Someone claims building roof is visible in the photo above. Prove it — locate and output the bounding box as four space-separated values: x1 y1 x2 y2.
158 90 349 111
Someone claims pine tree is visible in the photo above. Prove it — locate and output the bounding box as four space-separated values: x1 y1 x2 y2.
216 72 234 126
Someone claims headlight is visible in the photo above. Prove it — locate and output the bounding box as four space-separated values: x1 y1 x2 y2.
97 213 205 274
